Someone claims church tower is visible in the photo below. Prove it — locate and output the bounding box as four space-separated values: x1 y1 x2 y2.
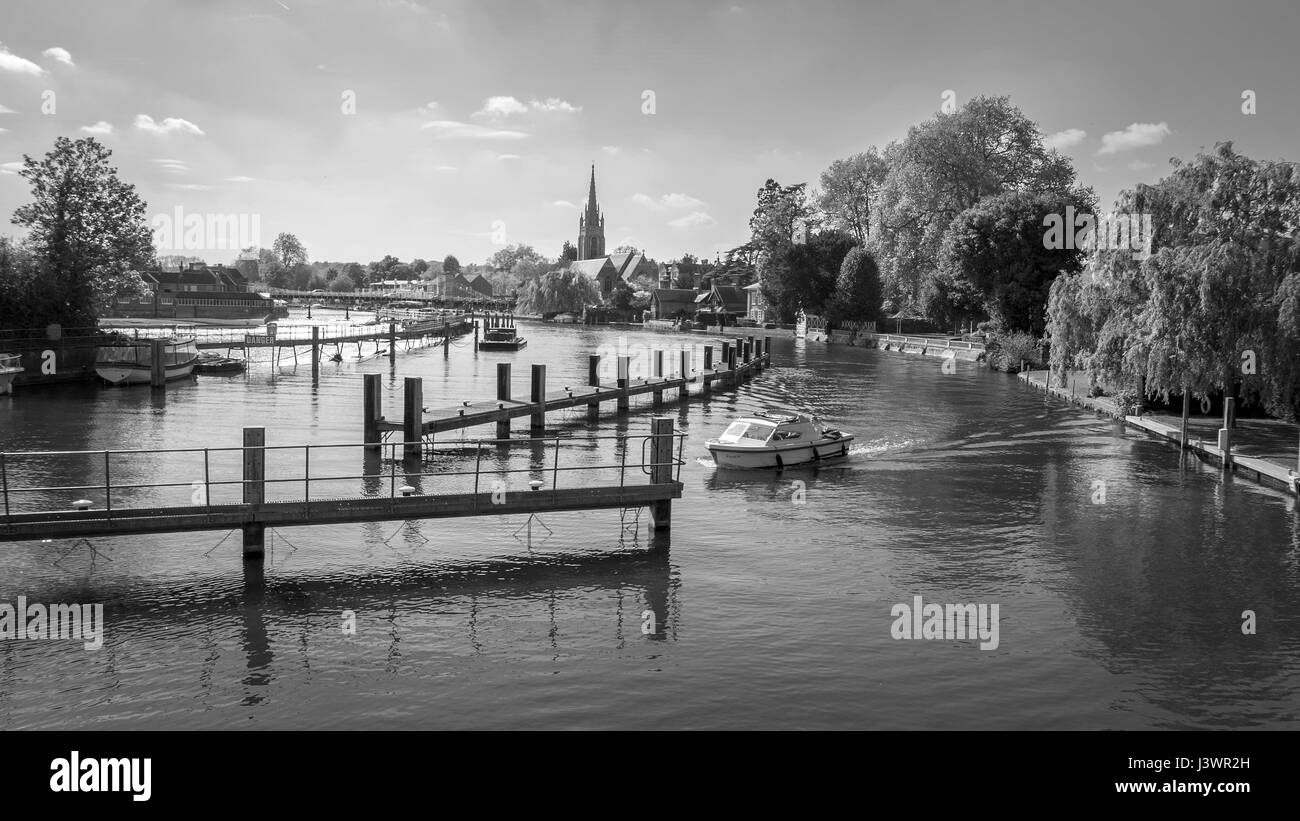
577 163 606 260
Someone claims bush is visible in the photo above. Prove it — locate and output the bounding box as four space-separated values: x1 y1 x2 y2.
987 331 1045 372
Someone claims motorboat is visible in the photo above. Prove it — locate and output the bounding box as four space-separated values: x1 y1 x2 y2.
0 353 22 394
95 337 199 385
705 410 853 469
194 352 246 374
479 326 527 350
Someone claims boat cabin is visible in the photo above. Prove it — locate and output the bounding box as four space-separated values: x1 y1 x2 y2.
715 411 828 447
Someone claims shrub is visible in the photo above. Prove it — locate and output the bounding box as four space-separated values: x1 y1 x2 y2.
987 331 1045 372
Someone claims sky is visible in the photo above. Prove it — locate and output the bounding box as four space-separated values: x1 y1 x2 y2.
0 0 1297 267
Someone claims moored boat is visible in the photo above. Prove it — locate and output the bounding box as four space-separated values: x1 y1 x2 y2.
94 337 200 385
0 353 22 395
705 410 853 469
479 326 527 350
194 352 246 374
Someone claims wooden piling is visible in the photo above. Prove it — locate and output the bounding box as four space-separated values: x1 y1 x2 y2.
726 345 738 386
403 377 423 459
680 349 691 400
150 338 165 389
444 323 450 358
652 350 664 406
474 321 479 351
1219 397 1234 467
617 356 630 412
242 427 265 559
1180 387 1190 450
530 364 547 435
496 362 511 439
703 345 713 394
363 373 382 452
388 322 396 360
587 354 601 422
311 326 320 381
649 416 674 530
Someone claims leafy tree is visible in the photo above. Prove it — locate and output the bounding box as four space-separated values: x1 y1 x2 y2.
830 247 883 323
9 136 154 328
559 241 578 263
817 148 888 244
611 244 639 255
411 258 429 275
516 269 601 315
272 232 308 271
489 243 548 273
759 229 856 322
749 179 812 255
330 273 355 292
442 254 461 275
343 261 366 286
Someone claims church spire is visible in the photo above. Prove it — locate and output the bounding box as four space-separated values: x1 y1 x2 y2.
587 163 598 213
577 162 606 261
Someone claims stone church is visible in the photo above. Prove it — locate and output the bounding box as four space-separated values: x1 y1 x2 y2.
577 163 605 260
569 164 659 297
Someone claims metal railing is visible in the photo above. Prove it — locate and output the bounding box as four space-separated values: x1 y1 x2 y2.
0 431 687 522
870 333 986 351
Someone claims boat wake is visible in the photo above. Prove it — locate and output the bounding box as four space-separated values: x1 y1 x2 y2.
849 438 917 457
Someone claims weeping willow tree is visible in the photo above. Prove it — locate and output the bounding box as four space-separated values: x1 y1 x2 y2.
515 268 601 316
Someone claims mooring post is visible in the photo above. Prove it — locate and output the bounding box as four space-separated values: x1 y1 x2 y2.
1180 387 1190 450
703 345 713 394
764 336 772 363
652 350 664 406
617 355 630 412
150 338 166 389
474 320 479 352
680 349 691 401
745 336 754 364
530 363 547 435
388 322 397 360
1219 396 1234 468
311 326 320 381
363 372 382 452
403 377 423 460
496 362 511 440
727 345 738 387
587 354 601 422
242 426 266 560
649 416 675 530
444 323 450 359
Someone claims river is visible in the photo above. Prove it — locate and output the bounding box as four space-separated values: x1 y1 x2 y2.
1 311 1297 729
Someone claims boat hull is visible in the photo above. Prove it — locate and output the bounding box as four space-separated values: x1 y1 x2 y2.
479 338 527 350
706 435 854 469
95 360 197 385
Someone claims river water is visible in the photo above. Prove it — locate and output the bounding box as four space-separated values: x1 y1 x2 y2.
1 311 1297 729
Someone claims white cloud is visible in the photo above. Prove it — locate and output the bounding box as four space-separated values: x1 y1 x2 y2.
475 96 528 117
42 47 74 67
530 97 580 113
0 104 13 114
226 175 256 182
633 192 706 211
135 114 205 136
1043 128 1086 151
1128 160 1154 171
547 200 576 208
496 153 520 160
0 45 43 75
434 165 458 171
167 183 212 190
601 145 621 155
0 128 7 134
1 161 25 175
1098 122 1171 155
669 211 716 229
421 120 528 140
80 121 114 135
153 158 190 174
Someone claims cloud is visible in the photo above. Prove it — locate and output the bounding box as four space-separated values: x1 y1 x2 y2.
1 161 25 174
166 183 213 190
1128 160 1154 171
42 47 74 67
669 211 716 229
0 45 43 75
1098 122 1171 155
80 121 114 135
434 165 458 171
475 95 581 117
153 158 190 174
1043 128 1086 151
496 153 520 160
547 200 576 208
0 104 15 114
633 192 706 211
601 145 621 155
135 114 205 136
421 120 528 140
226 175 256 182
0 128 7 134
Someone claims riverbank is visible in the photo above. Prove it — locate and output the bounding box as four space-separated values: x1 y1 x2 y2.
1020 368 1299 496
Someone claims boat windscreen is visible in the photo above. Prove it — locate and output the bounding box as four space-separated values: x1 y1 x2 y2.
719 421 774 443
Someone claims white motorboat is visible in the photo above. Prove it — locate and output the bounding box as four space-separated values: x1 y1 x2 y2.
705 410 853 469
95 337 200 385
0 353 22 395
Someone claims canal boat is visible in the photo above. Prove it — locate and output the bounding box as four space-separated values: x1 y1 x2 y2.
479 326 527 350
94 337 200 385
705 410 853 469
0 353 22 394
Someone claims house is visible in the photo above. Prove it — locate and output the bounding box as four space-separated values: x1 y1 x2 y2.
650 288 699 321
744 282 767 323
142 262 253 294
694 284 748 326
113 262 273 320
468 274 494 297
569 257 621 297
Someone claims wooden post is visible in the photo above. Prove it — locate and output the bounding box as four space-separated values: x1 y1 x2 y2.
680 349 691 401
704 345 714 371
150 338 166 389
587 354 601 422
403 377 423 459
1180 387 1190 450
474 321 479 352
363 373 382 452
703 345 713 394
764 336 772 363
727 345 738 387
649 417 674 530
311 326 320 381
530 364 546 435
242 427 265 560
617 355 630 413
652 350 663 406
745 336 754 363
496 362 511 439
444 323 450 359
1219 396 1234 468
388 322 396 360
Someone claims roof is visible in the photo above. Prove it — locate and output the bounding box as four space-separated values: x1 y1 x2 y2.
144 265 248 291
569 258 616 278
651 288 698 312
712 285 748 313
609 252 646 278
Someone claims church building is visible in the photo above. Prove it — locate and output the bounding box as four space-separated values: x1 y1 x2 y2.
577 164 606 260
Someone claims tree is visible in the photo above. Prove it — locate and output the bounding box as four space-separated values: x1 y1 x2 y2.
411 258 429 275
831 247 883 323
817 148 889 244
749 179 812 255
9 136 154 328
758 229 856 322
516 269 601 315
559 241 578 263
611 244 639 255
939 189 1091 333
330 273 356 292
272 233 308 271
674 253 700 288
442 254 461 275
